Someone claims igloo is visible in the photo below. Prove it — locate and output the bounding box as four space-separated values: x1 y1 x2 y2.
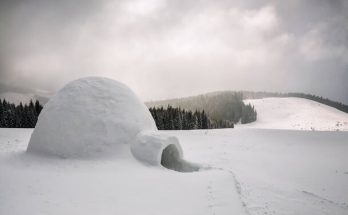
27 77 199 172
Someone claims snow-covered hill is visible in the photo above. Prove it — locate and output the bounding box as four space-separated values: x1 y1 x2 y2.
242 97 348 131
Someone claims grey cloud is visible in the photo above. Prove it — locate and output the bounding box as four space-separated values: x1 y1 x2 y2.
0 0 347 103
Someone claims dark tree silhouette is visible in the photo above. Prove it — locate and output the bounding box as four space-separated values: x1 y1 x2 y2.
149 105 233 130
0 99 43 128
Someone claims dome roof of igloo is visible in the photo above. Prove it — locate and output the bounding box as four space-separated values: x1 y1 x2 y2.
27 77 157 158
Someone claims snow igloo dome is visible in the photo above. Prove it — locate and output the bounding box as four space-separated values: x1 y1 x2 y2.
27 77 198 171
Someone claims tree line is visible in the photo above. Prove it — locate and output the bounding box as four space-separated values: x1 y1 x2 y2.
149 105 234 130
241 104 257 124
0 99 43 128
146 92 257 125
0 99 254 130
287 93 348 113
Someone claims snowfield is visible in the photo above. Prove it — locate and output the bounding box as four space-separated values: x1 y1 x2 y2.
1 128 347 215
242 97 348 131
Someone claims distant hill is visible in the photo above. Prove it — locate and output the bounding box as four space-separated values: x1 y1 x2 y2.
146 90 348 127
146 91 257 124
241 91 348 113
147 90 348 114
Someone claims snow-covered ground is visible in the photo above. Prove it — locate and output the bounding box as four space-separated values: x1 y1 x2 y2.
1 128 347 215
242 97 348 131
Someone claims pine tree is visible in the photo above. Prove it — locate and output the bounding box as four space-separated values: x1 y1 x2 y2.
177 109 183 130
34 100 43 116
0 100 3 127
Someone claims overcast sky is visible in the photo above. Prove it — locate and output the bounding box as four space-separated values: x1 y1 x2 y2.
0 0 347 103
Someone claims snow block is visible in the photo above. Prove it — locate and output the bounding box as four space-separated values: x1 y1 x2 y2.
131 131 183 165
27 77 157 158
132 131 200 172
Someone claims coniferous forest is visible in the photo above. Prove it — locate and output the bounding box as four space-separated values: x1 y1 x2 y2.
241 104 257 124
0 99 43 128
149 105 234 130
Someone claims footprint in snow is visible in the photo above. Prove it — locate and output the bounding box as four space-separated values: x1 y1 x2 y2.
207 181 217 215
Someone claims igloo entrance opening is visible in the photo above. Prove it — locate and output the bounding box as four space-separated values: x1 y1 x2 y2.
161 144 199 172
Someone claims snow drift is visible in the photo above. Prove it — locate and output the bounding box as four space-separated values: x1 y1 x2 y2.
27 77 197 171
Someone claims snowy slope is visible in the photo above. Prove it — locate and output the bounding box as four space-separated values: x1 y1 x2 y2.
242 97 348 131
1 128 347 215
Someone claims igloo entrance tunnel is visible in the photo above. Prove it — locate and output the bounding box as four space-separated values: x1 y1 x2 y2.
27 77 199 172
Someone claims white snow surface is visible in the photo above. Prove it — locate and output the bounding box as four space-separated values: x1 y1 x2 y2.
1 128 347 215
242 97 348 131
27 77 158 158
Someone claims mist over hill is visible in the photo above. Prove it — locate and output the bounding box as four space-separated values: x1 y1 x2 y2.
146 91 348 125
146 91 257 125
